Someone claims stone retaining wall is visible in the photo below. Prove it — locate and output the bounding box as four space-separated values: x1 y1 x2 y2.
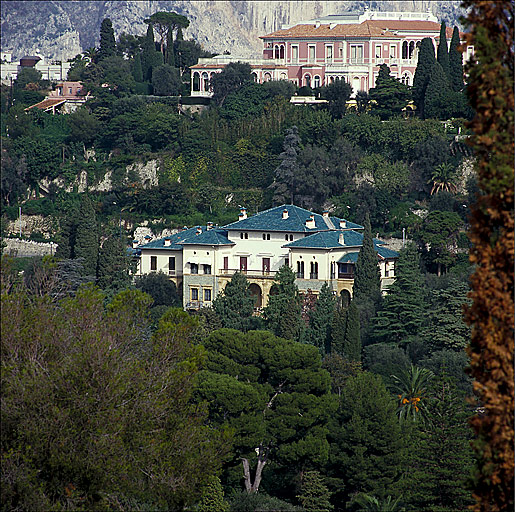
3 239 57 258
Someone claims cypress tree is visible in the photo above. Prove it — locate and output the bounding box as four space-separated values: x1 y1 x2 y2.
449 26 464 91
437 21 450 77
412 38 436 118
74 195 98 278
343 300 361 362
309 282 337 354
331 306 347 355
370 242 427 344
98 18 116 61
424 61 452 120
353 213 381 304
141 23 156 81
165 28 175 67
96 234 131 293
132 52 143 82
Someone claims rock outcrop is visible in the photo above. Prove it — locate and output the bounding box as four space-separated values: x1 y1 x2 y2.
2 1 466 62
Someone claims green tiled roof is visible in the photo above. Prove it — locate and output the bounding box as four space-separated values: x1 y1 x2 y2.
338 252 359 263
285 230 399 259
284 229 365 248
139 227 234 250
223 204 362 233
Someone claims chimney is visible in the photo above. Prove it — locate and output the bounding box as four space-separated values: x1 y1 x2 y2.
339 219 347 229
315 20 321 28
282 208 289 219
196 227 202 235
207 221 214 230
239 207 247 220
164 238 171 247
322 210 329 218
306 215 316 229
339 233 344 245
132 239 139 249
144 235 152 242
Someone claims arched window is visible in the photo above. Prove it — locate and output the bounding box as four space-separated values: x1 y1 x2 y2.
304 74 311 87
192 72 200 92
280 71 287 80
264 72 272 82
274 45 280 59
409 41 415 59
402 41 408 59
313 75 321 88
401 72 411 85
330 76 335 84
279 45 285 59
251 72 258 82
202 72 209 92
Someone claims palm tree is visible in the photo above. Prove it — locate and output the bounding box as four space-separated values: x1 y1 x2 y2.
392 365 434 422
354 494 404 511
429 163 458 195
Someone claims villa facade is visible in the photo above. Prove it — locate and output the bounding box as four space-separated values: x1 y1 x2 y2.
190 9 473 96
135 205 399 311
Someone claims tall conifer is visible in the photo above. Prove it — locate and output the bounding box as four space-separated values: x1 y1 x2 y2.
424 61 452 120
353 213 381 304
141 23 156 81
98 18 116 61
132 52 143 82
413 38 436 118
309 282 337 354
74 195 98 278
437 21 450 77
371 243 426 344
96 234 131 292
449 26 464 91
343 300 361 362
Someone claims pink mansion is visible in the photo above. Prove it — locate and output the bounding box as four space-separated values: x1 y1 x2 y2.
190 9 472 97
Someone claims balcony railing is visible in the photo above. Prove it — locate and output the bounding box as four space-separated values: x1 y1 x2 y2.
219 268 277 278
296 272 304 279
186 300 212 310
309 273 319 280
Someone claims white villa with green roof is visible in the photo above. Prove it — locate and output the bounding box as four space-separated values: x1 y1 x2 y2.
135 205 398 310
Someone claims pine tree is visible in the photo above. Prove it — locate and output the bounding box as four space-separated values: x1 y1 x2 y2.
197 475 229 512
437 21 450 77
74 195 98 278
96 234 131 293
424 61 452 120
308 282 337 354
343 300 361 362
449 26 464 92
212 271 255 332
269 126 301 205
368 64 410 120
412 38 436 118
370 243 427 344
264 265 303 340
132 52 143 82
98 18 116 61
297 470 333 512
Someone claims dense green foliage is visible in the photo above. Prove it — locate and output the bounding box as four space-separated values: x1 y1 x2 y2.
0 12 478 510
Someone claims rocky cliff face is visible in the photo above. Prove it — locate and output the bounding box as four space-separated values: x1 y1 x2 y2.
2 1 466 62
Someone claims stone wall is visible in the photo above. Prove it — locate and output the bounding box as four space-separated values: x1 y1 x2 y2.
3 239 57 258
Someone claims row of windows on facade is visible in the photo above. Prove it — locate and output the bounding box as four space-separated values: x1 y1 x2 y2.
239 232 294 241
266 40 422 62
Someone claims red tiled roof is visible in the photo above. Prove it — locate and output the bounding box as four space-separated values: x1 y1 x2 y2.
25 98 67 111
262 19 465 40
261 22 398 39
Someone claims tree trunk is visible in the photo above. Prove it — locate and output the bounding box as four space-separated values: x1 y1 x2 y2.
241 455 267 493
